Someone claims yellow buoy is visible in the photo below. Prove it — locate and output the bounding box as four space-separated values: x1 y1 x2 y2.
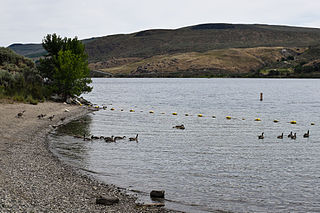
95 106 99 108
130 109 135 112
79 103 83 106
149 110 154 113
111 108 115 111
311 122 315 125
198 114 203 117
226 116 231 119
172 112 177 115
290 120 297 124
242 118 245 120
255 118 261 121
273 119 279 123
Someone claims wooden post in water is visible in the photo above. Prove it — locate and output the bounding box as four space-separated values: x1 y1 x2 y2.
260 92 263 101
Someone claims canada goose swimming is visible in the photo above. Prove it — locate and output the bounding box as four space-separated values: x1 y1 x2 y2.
48 115 55 121
277 133 284 139
91 135 100 140
105 136 115 142
173 124 185 130
258 132 264 139
287 131 293 138
303 130 310 138
129 134 138 142
17 110 25 118
291 133 297 140
114 136 126 141
99 136 105 140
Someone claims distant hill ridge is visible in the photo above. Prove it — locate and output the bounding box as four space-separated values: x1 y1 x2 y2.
7 23 320 60
6 23 320 77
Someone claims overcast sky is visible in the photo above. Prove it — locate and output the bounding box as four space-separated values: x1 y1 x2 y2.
1 0 320 47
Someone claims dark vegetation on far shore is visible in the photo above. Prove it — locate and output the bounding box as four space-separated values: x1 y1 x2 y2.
6 23 320 78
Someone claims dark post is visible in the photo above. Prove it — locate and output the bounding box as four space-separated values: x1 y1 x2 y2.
260 92 263 101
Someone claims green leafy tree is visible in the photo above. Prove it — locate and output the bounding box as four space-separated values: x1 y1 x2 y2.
39 33 92 99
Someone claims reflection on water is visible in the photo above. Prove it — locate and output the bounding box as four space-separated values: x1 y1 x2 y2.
48 116 93 169
49 78 320 213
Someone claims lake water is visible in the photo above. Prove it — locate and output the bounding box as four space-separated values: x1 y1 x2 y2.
49 78 320 212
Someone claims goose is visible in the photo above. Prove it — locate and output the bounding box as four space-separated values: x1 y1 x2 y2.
114 136 126 141
258 132 264 139
48 115 55 121
99 136 105 140
105 136 115 142
277 133 284 139
37 114 46 119
60 117 66 122
303 130 310 138
17 110 25 118
291 133 297 140
91 135 100 140
129 134 138 142
173 124 185 130
287 131 293 138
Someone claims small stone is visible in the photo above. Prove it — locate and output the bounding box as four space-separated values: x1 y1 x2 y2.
150 190 165 198
96 196 119 205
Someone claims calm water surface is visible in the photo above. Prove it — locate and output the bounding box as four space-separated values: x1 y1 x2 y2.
49 78 320 212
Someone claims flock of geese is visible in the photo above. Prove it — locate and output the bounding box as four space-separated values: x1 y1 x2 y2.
258 130 310 140
16 109 312 142
78 134 139 143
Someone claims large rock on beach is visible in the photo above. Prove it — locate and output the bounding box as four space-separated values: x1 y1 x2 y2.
150 190 165 198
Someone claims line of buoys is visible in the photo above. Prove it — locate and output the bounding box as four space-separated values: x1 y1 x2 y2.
95 105 316 126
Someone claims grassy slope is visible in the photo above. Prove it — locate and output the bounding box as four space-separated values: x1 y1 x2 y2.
93 47 304 77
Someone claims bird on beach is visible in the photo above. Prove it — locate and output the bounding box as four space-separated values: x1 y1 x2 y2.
129 134 139 142
303 130 310 138
277 133 284 139
258 132 264 139
48 115 55 121
60 117 66 122
287 131 293 138
37 114 46 119
17 110 25 118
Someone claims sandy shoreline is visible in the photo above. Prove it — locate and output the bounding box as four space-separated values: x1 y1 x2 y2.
0 102 176 212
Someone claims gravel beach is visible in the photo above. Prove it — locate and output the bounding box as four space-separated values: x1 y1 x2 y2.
0 102 177 212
